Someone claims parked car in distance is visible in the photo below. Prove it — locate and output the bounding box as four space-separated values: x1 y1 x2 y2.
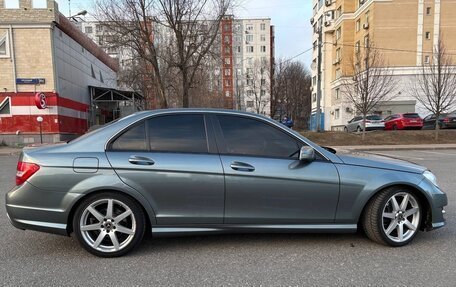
384 113 423 130
422 113 456 129
6 109 447 257
344 115 385 132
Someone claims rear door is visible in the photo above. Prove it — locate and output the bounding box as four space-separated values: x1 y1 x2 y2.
106 113 225 225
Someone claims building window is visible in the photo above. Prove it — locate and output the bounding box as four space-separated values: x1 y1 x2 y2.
0 97 11 117
364 35 370 47
225 91 231 97
246 34 254 42
261 79 266 86
424 55 430 64
4 0 19 8
335 68 341 79
91 65 96 79
312 93 317 102
234 36 241 42
260 90 266 97
261 46 266 53
225 58 231 65
0 32 10 58
224 35 230 43
336 48 341 62
336 6 342 18
225 80 231 86
260 34 266 42
335 109 340 119
335 88 340 99
260 23 266 30
246 24 253 31
99 71 104 83
246 46 254 53
32 0 47 8
426 32 431 40
336 27 341 40
85 26 93 34
426 7 432 15
356 19 361 32
365 10 370 23
355 41 360 54
225 69 231 76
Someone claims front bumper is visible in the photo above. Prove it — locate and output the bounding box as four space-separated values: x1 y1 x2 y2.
6 182 83 236
418 178 448 230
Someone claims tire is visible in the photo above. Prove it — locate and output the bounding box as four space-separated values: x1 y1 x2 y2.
73 192 146 257
393 125 398 131
362 187 422 247
344 127 348 133
357 126 362 133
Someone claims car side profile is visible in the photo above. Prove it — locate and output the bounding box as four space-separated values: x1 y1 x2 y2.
384 113 423 130
344 115 385 132
6 109 447 257
422 113 456 130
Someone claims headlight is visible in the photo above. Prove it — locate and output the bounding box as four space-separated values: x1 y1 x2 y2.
423 170 438 187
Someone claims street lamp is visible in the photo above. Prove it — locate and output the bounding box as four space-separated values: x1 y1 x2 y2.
36 116 43 144
68 10 88 22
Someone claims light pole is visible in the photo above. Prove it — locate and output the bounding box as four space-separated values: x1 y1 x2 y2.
36 116 43 144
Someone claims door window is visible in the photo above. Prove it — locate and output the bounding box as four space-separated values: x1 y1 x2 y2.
217 115 299 158
147 115 208 153
111 122 147 151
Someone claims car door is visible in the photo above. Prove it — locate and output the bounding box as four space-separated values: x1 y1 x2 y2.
106 113 225 225
212 114 340 224
423 115 434 129
348 116 361 132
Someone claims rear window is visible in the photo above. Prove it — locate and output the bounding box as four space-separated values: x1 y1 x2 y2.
366 115 382 120
403 113 420 118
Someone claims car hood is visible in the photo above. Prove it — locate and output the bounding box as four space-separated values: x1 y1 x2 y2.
337 153 427 174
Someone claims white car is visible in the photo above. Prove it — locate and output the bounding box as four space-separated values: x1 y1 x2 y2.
344 115 385 132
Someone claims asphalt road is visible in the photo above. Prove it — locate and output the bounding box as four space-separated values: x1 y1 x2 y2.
0 150 455 286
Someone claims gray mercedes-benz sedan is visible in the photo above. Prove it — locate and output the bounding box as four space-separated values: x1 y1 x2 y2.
6 109 447 257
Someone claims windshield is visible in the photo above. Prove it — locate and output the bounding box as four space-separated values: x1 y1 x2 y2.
366 115 383 120
403 113 420 118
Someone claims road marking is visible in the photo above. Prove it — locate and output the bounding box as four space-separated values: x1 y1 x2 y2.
416 150 456 156
365 152 425 161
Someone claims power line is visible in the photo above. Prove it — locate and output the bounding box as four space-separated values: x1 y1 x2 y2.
282 47 314 64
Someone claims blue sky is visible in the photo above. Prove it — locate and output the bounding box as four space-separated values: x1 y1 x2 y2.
57 0 313 66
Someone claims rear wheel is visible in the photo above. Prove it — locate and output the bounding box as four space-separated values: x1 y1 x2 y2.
362 187 421 247
357 126 362 133
393 125 398 130
73 192 145 257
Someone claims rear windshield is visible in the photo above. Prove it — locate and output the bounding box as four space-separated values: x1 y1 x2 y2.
403 113 420 118
366 115 382 120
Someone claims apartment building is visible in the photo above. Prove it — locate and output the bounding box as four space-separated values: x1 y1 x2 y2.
311 0 456 131
77 16 274 115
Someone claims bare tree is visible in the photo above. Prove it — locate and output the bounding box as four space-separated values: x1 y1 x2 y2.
271 59 312 129
155 0 233 107
341 42 397 140
95 0 168 109
244 59 271 115
412 38 456 140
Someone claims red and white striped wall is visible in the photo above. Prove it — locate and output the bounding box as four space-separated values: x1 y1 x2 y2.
0 92 89 135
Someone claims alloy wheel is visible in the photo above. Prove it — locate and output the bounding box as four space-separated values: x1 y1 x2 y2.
382 192 420 243
79 198 136 253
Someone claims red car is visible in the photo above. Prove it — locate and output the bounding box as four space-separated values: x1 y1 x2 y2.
384 113 423 130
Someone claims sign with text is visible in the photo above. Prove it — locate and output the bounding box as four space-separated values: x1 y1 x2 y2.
16 78 46 85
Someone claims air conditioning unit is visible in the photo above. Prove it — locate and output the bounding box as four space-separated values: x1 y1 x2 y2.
325 10 334 20
346 107 352 113
333 59 340 65
359 0 365 4
310 17 314 25
245 41 250 44
363 23 369 29
325 0 332 7
324 20 332 27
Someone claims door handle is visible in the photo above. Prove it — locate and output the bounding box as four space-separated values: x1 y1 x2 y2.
129 156 155 166
230 161 255 172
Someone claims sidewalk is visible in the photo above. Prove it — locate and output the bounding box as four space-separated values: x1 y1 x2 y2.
0 147 22 156
334 144 456 152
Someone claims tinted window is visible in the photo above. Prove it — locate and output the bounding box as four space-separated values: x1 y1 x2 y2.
403 113 420 119
218 116 299 158
111 122 147 151
147 115 208 153
354 116 363 121
367 115 382 120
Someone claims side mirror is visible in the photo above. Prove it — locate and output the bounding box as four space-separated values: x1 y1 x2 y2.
299 146 316 162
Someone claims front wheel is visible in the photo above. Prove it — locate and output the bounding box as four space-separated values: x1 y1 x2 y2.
73 192 146 257
362 188 422 246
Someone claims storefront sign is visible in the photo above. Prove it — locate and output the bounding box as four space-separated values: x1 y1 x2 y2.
34 92 47 109
16 78 46 85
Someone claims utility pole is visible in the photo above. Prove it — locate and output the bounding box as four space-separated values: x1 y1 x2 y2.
315 26 323 132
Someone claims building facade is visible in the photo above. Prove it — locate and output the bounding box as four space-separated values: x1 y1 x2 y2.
0 0 123 144
311 0 456 131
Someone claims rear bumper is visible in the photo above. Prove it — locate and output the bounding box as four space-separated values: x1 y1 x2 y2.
5 182 83 236
442 122 456 129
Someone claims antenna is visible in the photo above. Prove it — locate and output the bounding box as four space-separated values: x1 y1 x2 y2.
68 0 71 17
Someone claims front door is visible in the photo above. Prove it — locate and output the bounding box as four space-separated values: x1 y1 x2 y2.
213 115 340 224
106 114 225 225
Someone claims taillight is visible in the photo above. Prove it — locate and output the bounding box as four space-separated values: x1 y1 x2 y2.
443 118 450 123
16 162 40 186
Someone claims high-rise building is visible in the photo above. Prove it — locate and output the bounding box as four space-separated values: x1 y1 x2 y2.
311 0 456 131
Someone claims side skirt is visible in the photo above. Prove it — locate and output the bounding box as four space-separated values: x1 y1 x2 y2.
151 224 357 237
